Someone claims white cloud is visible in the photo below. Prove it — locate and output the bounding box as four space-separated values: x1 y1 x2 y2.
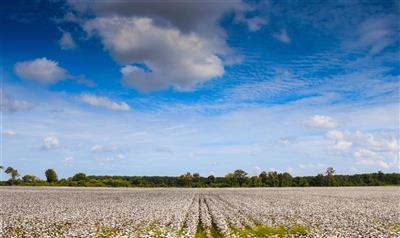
59 31 76 50
2 130 16 136
235 14 268 32
345 15 398 55
225 69 304 101
80 93 130 111
334 140 352 150
299 163 327 169
84 17 224 91
307 115 337 129
91 144 117 153
63 156 74 165
354 149 389 169
116 154 126 160
41 136 59 150
14 58 69 84
0 93 33 113
4 81 398 175
254 166 263 174
326 130 344 140
326 130 398 169
326 130 352 150
286 167 295 174
69 1 252 38
278 137 296 145
98 154 126 163
68 1 266 91
64 156 73 161
246 17 268 32
273 29 291 43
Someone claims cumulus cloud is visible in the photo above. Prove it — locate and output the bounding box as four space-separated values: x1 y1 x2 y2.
85 17 224 91
69 1 252 36
14 58 69 83
326 130 344 140
326 130 352 150
354 149 390 169
80 93 130 111
326 130 398 169
14 58 93 87
307 115 337 129
41 136 59 150
90 144 117 153
273 29 291 43
59 31 76 50
68 1 264 91
334 140 353 150
0 93 33 113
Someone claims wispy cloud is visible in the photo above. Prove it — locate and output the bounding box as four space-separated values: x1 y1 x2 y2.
0 92 33 113
306 115 337 129
90 144 117 153
2 129 16 136
80 93 131 111
273 29 291 43
59 31 76 50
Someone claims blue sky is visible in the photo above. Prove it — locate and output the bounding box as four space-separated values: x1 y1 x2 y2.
1 0 399 179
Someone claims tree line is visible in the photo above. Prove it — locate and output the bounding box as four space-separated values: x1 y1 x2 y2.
0 165 399 187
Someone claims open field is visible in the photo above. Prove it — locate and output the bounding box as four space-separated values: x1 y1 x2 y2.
0 187 399 237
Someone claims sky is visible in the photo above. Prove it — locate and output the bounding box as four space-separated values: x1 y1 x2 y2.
0 0 399 179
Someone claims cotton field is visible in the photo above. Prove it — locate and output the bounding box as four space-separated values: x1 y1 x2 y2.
0 187 399 237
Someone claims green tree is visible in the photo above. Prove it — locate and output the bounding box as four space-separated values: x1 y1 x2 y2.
72 173 86 181
224 173 235 186
259 171 268 186
233 169 248 187
250 176 262 187
72 172 87 181
298 177 309 187
314 173 325 186
22 175 39 183
325 167 336 186
5 167 19 181
207 175 216 185
179 172 193 187
193 173 201 183
279 172 293 187
267 171 279 187
45 169 58 183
